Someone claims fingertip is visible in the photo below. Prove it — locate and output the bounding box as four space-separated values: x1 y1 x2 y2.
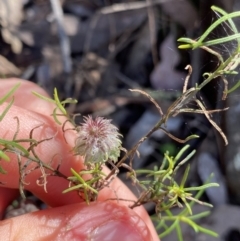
0 78 54 114
0 202 154 241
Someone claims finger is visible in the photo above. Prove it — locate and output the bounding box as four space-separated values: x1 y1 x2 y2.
0 79 130 205
0 79 86 204
0 100 85 205
0 202 154 241
0 79 159 240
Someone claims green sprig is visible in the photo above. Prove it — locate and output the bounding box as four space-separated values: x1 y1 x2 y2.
32 88 77 125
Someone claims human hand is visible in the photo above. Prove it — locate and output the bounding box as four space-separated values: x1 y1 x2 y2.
0 79 159 241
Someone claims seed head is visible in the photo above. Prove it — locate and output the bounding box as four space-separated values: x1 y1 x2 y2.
75 116 122 164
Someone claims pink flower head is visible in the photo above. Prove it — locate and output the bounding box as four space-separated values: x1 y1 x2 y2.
75 116 122 164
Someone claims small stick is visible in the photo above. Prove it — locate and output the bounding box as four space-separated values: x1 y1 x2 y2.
129 89 163 116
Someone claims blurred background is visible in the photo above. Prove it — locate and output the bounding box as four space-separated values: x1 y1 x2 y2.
1 0 240 240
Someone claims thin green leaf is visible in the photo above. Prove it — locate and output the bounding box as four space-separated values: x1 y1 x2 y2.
63 184 84 193
178 44 194 49
70 168 85 183
0 150 10 161
180 216 199 232
197 225 218 237
0 83 20 104
227 80 240 94
61 98 78 105
173 150 196 175
0 140 29 156
53 88 66 115
176 222 184 241
180 164 190 188
188 211 211 220
0 165 7 174
182 198 192 215
174 145 190 163
200 33 240 47
32 91 56 103
52 108 62 125
159 219 179 238
184 183 219 191
0 97 14 121
84 188 89 205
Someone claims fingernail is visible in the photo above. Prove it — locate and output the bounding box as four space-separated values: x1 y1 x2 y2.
89 220 146 241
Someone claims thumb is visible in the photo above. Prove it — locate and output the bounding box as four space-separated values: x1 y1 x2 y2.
0 201 153 241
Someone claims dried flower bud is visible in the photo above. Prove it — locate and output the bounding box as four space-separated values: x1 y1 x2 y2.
75 116 122 164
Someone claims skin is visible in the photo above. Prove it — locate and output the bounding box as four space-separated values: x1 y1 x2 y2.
0 79 160 241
